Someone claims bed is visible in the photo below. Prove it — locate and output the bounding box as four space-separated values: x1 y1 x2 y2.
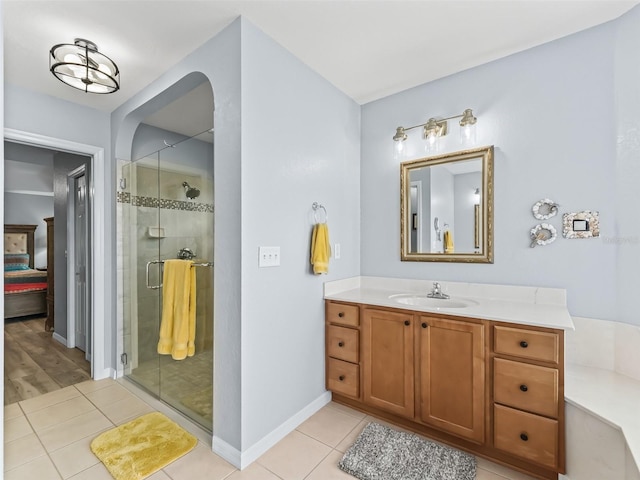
4 224 48 321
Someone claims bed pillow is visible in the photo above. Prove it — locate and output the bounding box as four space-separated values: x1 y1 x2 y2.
5 253 30 271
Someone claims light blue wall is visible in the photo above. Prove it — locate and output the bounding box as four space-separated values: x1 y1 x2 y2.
5 85 110 150
131 123 213 169
614 5 640 326
112 16 360 455
361 19 620 322
112 19 242 451
240 20 360 449
3 84 114 347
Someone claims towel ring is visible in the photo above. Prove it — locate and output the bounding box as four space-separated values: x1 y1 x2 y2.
312 202 328 223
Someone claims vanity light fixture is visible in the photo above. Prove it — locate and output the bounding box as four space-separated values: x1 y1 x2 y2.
473 188 481 205
393 108 477 160
50 38 120 94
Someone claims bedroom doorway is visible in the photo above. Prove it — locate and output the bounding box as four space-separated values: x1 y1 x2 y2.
4 142 91 404
3 129 109 382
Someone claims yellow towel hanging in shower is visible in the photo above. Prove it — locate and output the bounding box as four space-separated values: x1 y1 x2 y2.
157 259 197 360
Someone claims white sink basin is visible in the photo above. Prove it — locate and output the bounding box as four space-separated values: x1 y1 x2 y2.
388 294 478 309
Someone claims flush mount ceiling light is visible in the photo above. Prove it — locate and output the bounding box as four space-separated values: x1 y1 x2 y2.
50 38 120 94
393 108 477 160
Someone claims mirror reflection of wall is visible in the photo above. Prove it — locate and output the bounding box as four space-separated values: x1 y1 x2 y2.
401 146 493 263
408 159 480 253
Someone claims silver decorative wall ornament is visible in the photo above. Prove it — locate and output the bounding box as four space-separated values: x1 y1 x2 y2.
532 198 559 220
530 223 557 248
563 211 600 239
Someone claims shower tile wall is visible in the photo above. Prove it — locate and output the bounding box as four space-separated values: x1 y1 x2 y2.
139 165 212 364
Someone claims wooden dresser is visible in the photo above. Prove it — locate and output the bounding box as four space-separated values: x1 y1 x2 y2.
44 217 54 331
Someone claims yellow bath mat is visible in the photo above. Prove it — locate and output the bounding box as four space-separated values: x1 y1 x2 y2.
90 412 197 480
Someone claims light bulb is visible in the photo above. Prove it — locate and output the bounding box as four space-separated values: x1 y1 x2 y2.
460 123 476 145
393 139 405 161
98 63 112 76
459 109 477 145
425 131 438 153
63 53 81 64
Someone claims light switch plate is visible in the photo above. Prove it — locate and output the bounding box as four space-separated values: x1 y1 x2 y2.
259 246 280 267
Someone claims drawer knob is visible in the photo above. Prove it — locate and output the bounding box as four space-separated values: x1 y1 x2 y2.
338 341 344 347
404 320 410 326
520 433 529 442
338 312 344 318
520 341 528 348
520 384 528 392
339 375 345 381
421 322 428 329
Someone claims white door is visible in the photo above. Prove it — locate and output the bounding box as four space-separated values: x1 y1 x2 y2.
72 170 90 359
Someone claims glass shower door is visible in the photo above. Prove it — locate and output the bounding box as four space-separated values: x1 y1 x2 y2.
123 134 214 432
124 152 162 399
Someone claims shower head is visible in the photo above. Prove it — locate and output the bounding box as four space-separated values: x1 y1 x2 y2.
182 181 200 199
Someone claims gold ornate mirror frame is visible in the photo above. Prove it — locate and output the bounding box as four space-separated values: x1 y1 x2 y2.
400 145 494 263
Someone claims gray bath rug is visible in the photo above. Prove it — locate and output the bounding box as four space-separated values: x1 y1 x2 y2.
339 422 476 480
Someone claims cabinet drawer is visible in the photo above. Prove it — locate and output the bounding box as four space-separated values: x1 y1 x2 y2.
327 358 359 398
327 302 359 327
494 358 558 418
327 325 359 363
494 404 558 469
494 326 559 364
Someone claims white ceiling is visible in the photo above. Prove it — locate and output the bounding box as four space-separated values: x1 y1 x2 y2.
3 0 638 118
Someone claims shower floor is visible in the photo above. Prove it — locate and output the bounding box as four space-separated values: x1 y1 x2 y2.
127 349 213 432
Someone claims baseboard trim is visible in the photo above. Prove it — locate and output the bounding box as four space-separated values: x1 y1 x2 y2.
93 367 116 381
211 391 332 470
52 332 67 347
238 391 332 469
212 436 241 468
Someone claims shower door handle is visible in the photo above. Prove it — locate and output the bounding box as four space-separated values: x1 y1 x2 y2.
146 260 163 289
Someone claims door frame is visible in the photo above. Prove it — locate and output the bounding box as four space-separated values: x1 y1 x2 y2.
4 128 109 379
66 165 90 357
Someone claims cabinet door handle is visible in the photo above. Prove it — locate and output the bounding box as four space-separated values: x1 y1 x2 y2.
404 320 410 326
520 433 529 442
520 341 528 348
338 312 344 318
421 322 428 329
520 384 528 392
339 375 345 381
338 341 344 347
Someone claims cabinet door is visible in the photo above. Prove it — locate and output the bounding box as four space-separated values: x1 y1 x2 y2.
362 309 415 418
418 316 485 443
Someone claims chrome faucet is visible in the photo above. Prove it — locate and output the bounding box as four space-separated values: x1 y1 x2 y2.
427 282 450 299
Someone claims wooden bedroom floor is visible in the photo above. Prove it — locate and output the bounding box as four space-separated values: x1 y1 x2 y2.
4 316 91 405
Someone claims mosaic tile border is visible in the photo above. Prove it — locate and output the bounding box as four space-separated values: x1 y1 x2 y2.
116 192 213 213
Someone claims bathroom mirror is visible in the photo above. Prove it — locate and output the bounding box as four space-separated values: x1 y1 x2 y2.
401 145 494 263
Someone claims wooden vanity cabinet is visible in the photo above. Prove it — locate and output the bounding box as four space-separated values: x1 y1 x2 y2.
326 300 566 480
325 302 361 399
362 308 415 418
418 316 486 443
491 323 565 473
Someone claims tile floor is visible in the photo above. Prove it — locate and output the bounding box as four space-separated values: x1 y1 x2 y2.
3 378 537 480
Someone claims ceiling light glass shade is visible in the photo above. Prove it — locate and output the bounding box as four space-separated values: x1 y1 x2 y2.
50 38 120 94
